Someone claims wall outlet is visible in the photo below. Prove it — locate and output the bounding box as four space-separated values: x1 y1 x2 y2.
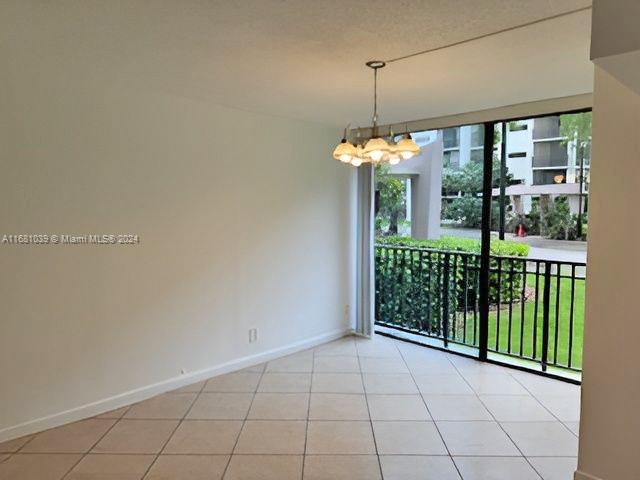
248 328 258 343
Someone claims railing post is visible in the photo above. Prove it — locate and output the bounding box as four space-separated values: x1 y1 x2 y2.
541 261 552 372
478 122 495 361
442 253 450 347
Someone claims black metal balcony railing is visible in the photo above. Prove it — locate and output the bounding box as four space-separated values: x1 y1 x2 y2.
374 244 586 372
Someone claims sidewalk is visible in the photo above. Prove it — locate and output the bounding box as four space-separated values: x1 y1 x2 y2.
440 228 587 263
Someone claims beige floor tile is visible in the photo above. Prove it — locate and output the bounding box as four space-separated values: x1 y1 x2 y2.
405 359 459 375
359 356 409 374
187 393 253 420
414 374 474 395
462 373 529 395
536 395 581 422
362 373 418 394
373 421 447 455
453 456 541 480
311 373 364 393
0 455 9 463
224 454 303 480
266 352 313 373
564 421 579 436
398 343 452 360
380 455 460 480
480 395 556 422
92 419 179 454
125 393 196 419
303 455 381 480
527 456 578 480
313 356 360 373
450 357 510 374
66 454 154 480
95 406 130 419
305 421 375 454
308 393 368 420
510 372 580 397
234 421 306 454
21 418 116 453
240 363 267 373
500 422 579 456
423 395 493 421
314 339 357 356
367 394 431 421
145 455 229 480
248 393 309 420
163 420 242 454
204 373 262 393
0 435 33 453
437 421 520 456
0 453 82 480
355 339 401 358
258 374 311 393
169 380 206 394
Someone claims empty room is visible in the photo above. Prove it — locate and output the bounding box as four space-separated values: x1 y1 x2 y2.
1 1 638 479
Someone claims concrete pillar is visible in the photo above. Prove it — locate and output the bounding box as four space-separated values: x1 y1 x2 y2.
389 134 444 240
512 195 524 215
410 139 443 240
567 195 580 214
458 126 472 167
405 178 412 220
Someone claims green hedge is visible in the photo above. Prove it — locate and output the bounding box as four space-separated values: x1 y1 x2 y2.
377 235 529 257
374 236 529 342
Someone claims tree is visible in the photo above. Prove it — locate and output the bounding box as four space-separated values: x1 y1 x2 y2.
542 197 576 240
441 156 513 229
375 164 406 236
560 112 591 237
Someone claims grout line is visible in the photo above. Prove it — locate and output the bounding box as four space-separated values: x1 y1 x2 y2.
448 357 544 479
507 371 580 437
59 413 129 479
301 344 318 477
355 339 385 480
396 338 464 480
219 359 268 479
138 382 204 479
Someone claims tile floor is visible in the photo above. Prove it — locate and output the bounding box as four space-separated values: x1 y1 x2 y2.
0 334 581 479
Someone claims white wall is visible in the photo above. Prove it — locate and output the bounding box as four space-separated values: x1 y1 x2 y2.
0 15 353 439
575 66 640 480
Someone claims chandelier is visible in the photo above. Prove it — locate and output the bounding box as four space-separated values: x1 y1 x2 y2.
333 60 420 167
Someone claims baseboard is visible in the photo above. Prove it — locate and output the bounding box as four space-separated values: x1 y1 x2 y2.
575 470 604 480
0 328 352 443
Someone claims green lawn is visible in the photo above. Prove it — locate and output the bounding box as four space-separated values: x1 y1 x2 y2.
459 274 585 369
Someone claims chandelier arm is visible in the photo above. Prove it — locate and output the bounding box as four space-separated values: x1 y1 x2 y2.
373 67 377 127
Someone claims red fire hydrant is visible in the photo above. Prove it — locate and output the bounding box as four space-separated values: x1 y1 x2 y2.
516 223 526 237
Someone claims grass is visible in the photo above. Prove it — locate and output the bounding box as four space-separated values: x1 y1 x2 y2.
458 273 585 369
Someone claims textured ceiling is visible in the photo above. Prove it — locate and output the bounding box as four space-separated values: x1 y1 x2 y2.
1 0 594 126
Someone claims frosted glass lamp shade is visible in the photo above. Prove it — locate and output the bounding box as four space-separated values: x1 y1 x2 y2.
396 134 420 160
333 139 357 163
363 137 390 161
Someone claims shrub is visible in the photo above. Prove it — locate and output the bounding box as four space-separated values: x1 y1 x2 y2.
374 236 529 338
378 236 529 257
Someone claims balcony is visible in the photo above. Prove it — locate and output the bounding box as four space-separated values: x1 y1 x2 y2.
375 244 585 377
533 116 562 140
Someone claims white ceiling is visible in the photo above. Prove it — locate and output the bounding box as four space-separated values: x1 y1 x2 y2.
2 0 594 126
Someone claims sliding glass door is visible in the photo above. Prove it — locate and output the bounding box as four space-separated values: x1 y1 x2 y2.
373 110 590 381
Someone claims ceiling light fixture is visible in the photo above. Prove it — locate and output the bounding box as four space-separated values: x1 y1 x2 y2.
332 61 420 167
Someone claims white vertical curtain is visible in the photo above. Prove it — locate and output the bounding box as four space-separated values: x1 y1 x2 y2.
355 163 375 336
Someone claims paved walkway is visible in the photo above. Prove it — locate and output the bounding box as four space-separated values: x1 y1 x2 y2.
440 228 587 264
